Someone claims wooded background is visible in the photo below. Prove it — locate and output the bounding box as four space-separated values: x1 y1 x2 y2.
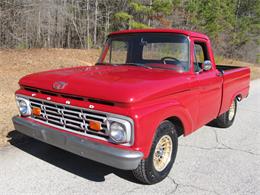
0 0 259 63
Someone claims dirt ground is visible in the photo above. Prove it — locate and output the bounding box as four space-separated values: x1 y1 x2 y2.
0 48 259 146
0 49 99 146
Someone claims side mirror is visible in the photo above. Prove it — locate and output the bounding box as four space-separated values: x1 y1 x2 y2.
202 60 212 71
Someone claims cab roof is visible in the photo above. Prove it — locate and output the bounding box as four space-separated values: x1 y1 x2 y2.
109 28 209 40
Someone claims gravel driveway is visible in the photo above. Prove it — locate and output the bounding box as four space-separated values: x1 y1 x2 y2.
1 80 259 195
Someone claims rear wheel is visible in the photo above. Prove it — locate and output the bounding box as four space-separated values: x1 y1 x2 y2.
132 120 178 184
215 99 237 128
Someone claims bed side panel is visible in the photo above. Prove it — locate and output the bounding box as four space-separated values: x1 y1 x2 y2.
219 67 250 115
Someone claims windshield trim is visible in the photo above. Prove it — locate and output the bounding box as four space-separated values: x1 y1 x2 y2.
98 33 190 72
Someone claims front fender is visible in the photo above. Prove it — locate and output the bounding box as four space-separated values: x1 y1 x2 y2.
131 99 193 158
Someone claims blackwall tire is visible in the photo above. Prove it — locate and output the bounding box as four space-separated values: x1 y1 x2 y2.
132 120 178 184
215 99 237 128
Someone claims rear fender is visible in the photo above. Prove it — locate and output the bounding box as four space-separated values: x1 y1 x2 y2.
228 86 250 111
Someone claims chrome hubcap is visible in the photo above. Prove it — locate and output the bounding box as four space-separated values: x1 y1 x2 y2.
228 101 236 121
153 135 173 172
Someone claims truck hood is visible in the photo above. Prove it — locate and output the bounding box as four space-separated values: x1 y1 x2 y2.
19 65 191 104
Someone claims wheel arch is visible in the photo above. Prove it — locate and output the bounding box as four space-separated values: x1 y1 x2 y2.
229 93 242 108
166 116 184 137
142 114 187 158
231 88 248 106
133 101 193 158
236 94 242 102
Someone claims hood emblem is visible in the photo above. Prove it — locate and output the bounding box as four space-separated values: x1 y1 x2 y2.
53 81 68 90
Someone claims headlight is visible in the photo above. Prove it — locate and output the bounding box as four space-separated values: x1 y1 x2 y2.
110 122 127 143
108 117 133 144
16 97 31 116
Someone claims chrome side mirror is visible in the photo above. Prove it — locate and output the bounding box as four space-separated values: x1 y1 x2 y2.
202 60 212 71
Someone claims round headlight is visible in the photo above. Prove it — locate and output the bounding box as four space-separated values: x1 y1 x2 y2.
19 100 28 114
109 122 127 143
16 98 31 116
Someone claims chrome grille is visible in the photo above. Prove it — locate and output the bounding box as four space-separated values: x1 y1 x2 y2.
29 98 109 137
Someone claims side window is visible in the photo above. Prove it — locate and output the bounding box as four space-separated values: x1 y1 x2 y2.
194 42 209 72
194 44 205 64
104 40 128 64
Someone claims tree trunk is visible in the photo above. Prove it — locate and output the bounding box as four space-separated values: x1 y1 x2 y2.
86 0 90 49
93 0 98 46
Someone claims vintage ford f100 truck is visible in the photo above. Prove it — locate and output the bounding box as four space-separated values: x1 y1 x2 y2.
13 29 250 184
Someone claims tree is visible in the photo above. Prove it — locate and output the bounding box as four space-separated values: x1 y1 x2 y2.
114 0 178 29
0 0 259 63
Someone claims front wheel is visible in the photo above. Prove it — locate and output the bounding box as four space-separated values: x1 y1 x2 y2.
214 99 237 128
132 120 178 184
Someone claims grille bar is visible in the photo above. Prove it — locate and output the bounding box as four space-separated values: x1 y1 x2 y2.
29 98 109 138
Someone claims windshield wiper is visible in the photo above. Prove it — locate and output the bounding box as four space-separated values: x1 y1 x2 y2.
124 63 152 69
95 62 118 66
96 62 152 69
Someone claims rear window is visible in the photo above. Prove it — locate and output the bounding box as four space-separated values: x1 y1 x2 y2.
143 42 189 62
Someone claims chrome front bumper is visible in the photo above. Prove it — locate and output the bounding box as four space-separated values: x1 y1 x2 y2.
12 116 143 170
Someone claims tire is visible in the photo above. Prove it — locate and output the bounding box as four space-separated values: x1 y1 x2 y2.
215 99 237 128
132 120 178 184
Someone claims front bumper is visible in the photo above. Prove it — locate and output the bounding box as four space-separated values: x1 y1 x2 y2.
12 116 143 170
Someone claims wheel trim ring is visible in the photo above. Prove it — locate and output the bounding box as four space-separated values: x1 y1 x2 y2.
228 101 236 121
153 135 173 172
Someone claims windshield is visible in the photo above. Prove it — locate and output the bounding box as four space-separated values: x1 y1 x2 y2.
98 33 190 72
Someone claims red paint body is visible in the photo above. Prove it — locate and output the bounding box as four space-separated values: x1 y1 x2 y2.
16 29 250 158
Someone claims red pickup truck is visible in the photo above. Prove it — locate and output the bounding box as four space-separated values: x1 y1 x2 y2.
13 29 250 184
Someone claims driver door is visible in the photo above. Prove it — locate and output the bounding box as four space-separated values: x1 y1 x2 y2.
193 39 222 127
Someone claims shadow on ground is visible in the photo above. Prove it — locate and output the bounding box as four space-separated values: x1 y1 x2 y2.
7 130 138 183
206 120 221 128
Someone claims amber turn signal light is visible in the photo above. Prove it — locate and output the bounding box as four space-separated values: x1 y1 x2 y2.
89 120 102 131
32 107 41 116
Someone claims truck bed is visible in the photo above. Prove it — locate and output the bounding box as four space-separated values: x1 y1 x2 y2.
216 65 250 115
216 65 243 71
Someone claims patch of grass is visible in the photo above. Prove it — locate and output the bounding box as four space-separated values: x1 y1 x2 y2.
216 57 260 80
0 48 99 146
